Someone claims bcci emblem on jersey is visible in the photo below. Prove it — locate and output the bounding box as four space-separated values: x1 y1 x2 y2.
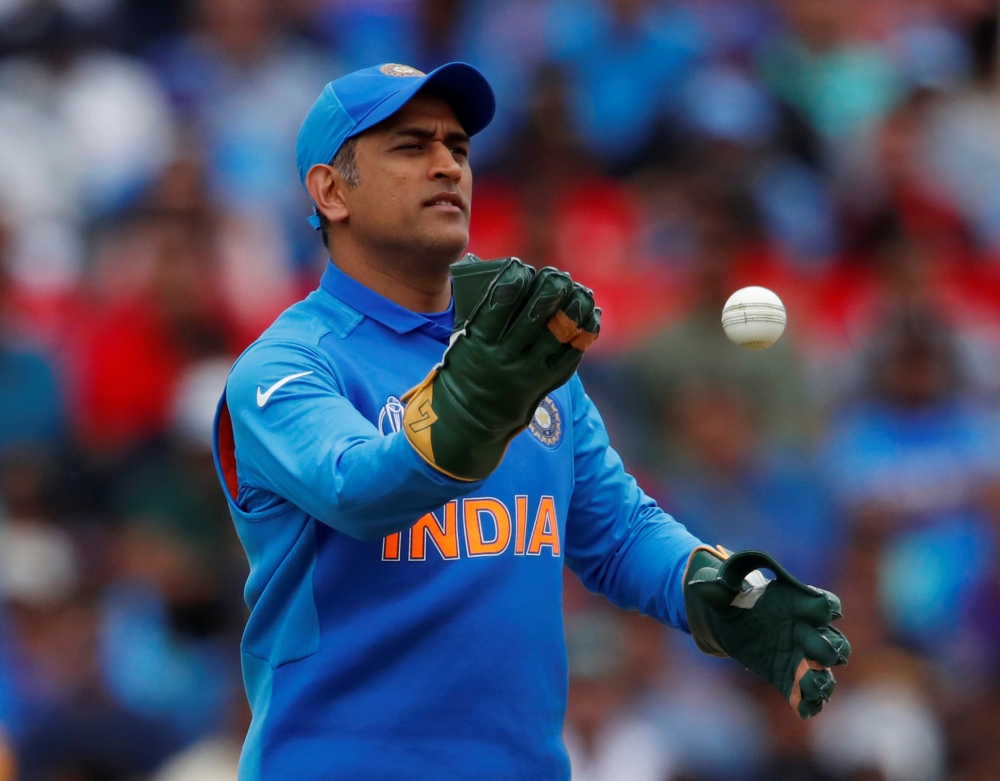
529 395 562 448
378 396 405 435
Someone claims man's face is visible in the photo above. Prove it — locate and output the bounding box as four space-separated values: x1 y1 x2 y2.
342 94 472 263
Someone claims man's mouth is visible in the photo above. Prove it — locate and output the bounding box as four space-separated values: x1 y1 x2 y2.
424 193 465 213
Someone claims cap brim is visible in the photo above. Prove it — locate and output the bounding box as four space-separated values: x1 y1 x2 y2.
348 62 496 141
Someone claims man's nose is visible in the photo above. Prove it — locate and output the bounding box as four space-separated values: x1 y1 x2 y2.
428 142 463 181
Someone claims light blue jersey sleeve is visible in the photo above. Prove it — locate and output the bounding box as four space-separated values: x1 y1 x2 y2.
564 375 702 632
226 338 485 541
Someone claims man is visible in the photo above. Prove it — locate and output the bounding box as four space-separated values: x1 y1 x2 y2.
213 62 849 780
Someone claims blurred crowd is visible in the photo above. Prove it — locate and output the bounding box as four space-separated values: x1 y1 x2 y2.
1 0 1000 779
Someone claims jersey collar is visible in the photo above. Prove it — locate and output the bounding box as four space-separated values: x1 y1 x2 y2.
319 260 454 343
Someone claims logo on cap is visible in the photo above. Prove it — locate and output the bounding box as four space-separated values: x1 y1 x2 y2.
380 63 425 78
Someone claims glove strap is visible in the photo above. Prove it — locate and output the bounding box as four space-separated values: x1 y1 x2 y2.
715 550 818 602
683 546 730 658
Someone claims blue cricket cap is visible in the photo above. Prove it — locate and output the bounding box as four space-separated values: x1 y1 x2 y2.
296 62 496 229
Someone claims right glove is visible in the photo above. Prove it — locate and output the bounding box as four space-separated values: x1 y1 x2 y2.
684 546 851 719
401 254 600 481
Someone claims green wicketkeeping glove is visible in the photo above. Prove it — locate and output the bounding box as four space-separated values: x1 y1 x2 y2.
402 254 600 480
684 546 851 719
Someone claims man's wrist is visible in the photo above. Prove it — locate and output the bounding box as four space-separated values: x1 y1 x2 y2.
683 545 730 657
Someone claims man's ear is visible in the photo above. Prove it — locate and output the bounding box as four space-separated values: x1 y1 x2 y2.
306 164 350 224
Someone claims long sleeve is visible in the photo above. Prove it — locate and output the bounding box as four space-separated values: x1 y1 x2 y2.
563 374 703 631
225 338 484 541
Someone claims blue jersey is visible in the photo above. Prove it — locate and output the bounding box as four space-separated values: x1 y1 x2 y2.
213 261 702 781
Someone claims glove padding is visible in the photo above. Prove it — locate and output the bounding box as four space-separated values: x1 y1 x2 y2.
684 547 851 719
402 254 600 480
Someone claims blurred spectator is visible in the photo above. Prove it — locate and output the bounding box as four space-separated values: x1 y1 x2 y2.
469 62 599 268
757 0 907 142
822 307 1000 655
91 150 299 346
455 0 552 166
680 63 779 150
98 525 237 744
862 94 971 257
802 213 1000 409
809 529 947 781
624 196 814 466
0 456 77 611
96 356 240 745
315 0 466 74
150 0 337 270
925 12 1000 250
812 682 944 781
549 179 678 353
108 356 236 557
0 15 175 291
152 691 248 781
942 686 1000 780
0 445 185 778
647 638 766 780
563 609 675 781
756 0 911 244
749 677 835 781
545 0 707 170
71 210 234 455
822 307 999 521
659 382 838 583
12 590 184 781
752 154 842 269
563 575 766 781
0 219 63 454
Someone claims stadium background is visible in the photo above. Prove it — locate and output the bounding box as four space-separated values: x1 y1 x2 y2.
1 0 1000 779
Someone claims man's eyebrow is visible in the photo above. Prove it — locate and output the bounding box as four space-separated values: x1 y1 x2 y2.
390 126 471 145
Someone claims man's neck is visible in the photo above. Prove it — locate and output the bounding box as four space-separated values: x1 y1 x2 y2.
331 249 454 313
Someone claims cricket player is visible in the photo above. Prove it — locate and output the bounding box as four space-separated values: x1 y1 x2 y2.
212 62 849 781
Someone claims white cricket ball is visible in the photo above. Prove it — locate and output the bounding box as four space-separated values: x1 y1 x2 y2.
721 286 786 350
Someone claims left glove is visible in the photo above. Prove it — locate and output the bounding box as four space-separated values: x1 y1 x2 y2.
684 546 851 719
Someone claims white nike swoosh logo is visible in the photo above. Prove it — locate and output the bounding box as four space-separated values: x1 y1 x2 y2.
256 371 314 407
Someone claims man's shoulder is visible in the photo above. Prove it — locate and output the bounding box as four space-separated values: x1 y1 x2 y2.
227 290 364 406
256 288 365 348
240 288 367 362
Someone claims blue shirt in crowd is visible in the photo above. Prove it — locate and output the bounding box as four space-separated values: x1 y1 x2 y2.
213 260 702 781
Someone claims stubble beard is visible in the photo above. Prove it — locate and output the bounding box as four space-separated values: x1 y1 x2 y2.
368 218 470 282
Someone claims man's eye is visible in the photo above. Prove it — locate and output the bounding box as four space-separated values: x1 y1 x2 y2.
397 143 422 151
452 148 469 158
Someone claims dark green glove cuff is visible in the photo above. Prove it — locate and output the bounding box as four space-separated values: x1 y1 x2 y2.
684 546 851 719
684 546 734 658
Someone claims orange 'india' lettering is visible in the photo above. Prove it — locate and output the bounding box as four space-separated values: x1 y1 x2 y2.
514 495 529 555
409 501 460 560
464 498 512 556
382 531 402 561
381 496 559 561
527 495 560 556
